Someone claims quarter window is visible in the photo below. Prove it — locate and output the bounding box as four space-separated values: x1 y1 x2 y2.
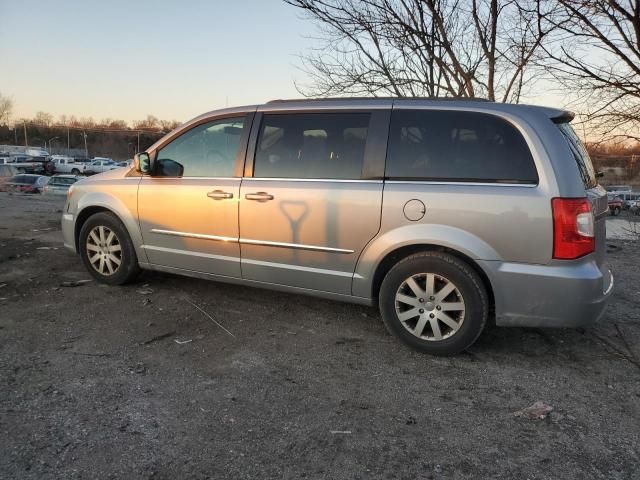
155 116 247 177
386 110 538 183
254 113 370 179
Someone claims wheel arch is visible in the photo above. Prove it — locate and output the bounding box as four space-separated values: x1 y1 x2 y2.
368 244 494 314
74 206 115 253
73 194 144 264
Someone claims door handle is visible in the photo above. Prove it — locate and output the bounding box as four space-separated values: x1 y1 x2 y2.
207 190 234 200
245 192 274 202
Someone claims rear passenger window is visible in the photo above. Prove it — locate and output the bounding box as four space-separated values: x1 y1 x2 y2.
557 122 597 189
386 110 538 184
254 113 370 179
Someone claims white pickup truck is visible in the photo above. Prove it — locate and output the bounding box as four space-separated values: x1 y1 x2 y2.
84 158 123 175
51 156 88 175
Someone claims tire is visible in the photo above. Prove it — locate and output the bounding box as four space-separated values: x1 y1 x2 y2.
71 168 80 175
79 212 140 285
379 252 488 356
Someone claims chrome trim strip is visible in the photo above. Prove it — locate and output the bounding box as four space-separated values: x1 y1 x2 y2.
239 238 354 254
150 229 237 243
385 180 537 188
139 177 240 181
242 177 383 184
241 257 355 277
149 228 353 253
141 244 240 262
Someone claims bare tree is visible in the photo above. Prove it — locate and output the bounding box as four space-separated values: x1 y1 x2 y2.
285 0 558 102
34 111 54 127
0 92 14 125
133 115 161 131
545 1 640 141
160 119 181 131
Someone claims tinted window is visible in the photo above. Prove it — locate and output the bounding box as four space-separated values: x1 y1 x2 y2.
386 110 538 183
155 116 247 177
254 113 370 179
557 123 597 189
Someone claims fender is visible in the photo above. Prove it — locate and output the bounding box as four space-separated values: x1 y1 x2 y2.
351 223 501 298
75 189 147 263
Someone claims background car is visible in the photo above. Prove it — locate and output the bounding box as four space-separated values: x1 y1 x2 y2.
0 164 19 191
84 158 123 175
6 174 50 193
42 175 80 196
608 196 624 216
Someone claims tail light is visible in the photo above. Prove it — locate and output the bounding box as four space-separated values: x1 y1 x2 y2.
552 198 595 259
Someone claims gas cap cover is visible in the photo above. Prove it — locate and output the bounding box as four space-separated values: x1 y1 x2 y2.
403 199 426 221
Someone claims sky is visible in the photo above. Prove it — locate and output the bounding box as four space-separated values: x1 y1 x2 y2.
0 0 316 123
0 0 563 125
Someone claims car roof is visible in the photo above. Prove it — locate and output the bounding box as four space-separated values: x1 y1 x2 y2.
261 97 572 119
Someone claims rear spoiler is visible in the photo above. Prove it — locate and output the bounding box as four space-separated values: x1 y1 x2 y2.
551 110 575 124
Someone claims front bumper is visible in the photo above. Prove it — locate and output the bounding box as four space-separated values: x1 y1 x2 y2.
479 257 613 328
61 213 76 252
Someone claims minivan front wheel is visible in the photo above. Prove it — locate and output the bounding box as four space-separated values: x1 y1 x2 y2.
379 252 488 355
79 212 140 285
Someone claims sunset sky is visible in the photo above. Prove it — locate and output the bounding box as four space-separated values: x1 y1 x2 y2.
1 0 563 125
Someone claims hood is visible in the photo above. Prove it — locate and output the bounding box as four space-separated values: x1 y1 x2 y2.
77 166 130 185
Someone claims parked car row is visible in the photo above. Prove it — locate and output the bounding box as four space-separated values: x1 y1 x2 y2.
0 152 131 176
0 172 80 195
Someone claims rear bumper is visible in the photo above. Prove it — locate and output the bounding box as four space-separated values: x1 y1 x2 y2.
479 257 613 328
61 213 76 252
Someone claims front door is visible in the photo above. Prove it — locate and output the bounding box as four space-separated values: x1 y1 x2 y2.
138 113 253 277
239 110 386 295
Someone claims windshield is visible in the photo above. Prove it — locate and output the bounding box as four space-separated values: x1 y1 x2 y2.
557 122 597 189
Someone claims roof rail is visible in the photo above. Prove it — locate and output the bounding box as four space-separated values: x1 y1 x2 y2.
266 96 491 104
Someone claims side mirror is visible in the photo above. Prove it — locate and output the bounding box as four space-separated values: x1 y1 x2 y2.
135 152 151 174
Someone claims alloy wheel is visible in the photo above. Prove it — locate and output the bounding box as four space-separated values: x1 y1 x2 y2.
86 225 122 276
394 273 465 341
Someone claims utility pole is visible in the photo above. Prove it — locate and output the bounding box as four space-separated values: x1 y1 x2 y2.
137 132 140 154
83 131 88 158
14 125 18 145
23 121 28 146
67 127 70 151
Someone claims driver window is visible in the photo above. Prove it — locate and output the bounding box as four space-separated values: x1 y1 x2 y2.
155 116 246 177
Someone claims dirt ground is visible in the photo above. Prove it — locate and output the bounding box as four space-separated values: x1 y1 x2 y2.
1 192 639 480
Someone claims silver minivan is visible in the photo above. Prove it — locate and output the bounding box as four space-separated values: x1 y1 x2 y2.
61 98 613 355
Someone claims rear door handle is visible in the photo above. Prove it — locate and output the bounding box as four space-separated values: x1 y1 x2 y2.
207 190 234 200
245 192 274 202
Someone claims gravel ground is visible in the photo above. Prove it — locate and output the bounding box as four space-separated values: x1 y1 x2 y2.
1 192 639 480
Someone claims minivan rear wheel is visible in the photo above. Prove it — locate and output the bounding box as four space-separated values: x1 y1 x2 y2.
79 212 140 285
379 252 488 355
